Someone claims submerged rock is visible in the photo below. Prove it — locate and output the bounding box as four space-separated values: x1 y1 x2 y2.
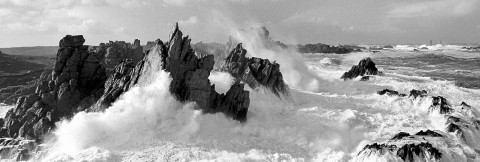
409 89 427 99
297 43 360 54
220 44 290 98
91 24 250 121
377 89 407 97
341 57 379 80
429 96 452 114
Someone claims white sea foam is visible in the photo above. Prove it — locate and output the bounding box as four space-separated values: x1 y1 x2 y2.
0 103 13 118
209 71 235 94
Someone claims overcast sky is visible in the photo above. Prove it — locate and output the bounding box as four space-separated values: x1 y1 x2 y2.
0 0 479 47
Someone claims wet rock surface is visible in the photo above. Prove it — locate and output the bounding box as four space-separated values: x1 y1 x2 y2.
220 44 290 97
377 89 407 97
341 57 379 80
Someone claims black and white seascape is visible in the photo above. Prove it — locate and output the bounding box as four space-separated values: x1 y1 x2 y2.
0 0 480 161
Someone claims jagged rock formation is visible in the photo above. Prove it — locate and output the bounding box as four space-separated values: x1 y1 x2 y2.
91 24 250 121
297 43 360 54
1 35 107 141
220 44 289 98
341 57 379 80
90 39 144 73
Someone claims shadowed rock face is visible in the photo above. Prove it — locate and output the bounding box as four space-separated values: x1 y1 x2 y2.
397 143 442 162
1 35 107 141
341 57 379 80
91 24 250 121
220 44 290 98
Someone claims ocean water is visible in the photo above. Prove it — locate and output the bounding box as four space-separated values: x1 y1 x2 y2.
38 44 480 161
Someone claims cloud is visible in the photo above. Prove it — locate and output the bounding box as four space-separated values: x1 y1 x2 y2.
388 0 478 18
162 0 187 6
178 16 199 26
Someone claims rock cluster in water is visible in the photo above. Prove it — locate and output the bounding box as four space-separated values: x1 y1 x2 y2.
220 44 290 97
297 43 360 54
357 88 480 161
357 130 444 162
341 57 379 80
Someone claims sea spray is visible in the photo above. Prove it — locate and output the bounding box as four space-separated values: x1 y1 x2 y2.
45 70 201 160
209 71 235 94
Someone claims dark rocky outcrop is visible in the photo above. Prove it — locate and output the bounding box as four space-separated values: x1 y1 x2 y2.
297 43 360 54
390 132 410 140
377 89 407 97
91 24 250 121
220 44 289 98
415 130 443 137
341 57 379 80
429 96 452 114
461 102 471 109
59 35 85 48
409 89 427 99
1 35 107 140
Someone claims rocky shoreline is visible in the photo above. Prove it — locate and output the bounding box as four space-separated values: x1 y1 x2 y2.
0 24 293 160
